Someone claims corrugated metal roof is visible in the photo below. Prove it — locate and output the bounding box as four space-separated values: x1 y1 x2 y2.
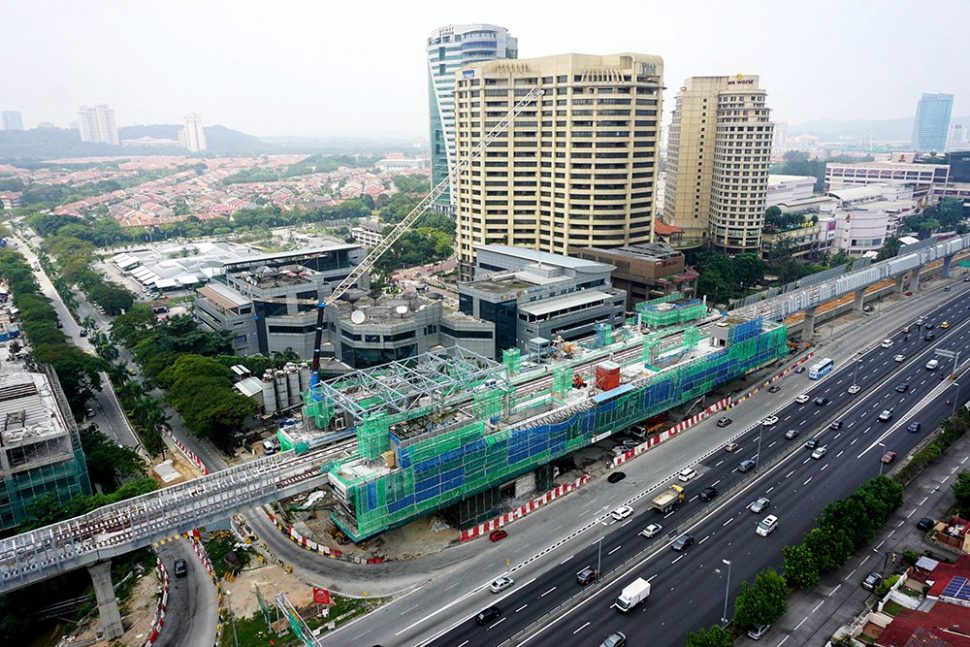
518 289 612 317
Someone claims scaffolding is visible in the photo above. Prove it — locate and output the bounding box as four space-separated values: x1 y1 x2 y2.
636 297 707 328
328 318 789 542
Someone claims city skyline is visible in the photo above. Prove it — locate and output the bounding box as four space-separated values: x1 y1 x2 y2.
2 0 968 137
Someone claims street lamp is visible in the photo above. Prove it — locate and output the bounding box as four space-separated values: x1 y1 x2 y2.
878 442 887 476
755 424 764 473
721 559 733 624
225 589 240 647
951 382 961 417
596 536 604 578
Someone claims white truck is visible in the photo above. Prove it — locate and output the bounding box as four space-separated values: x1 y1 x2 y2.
615 577 651 612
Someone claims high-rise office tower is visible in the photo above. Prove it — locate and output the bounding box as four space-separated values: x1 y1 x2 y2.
453 53 663 278
1 111 24 131
663 75 773 252
77 104 119 145
912 93 953 152
179 112 207 152
427 24 517 210
947 123 965 151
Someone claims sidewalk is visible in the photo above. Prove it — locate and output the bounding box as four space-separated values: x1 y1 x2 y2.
738 434 969 647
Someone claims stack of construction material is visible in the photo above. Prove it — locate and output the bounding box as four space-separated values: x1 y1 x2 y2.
595 361 621 391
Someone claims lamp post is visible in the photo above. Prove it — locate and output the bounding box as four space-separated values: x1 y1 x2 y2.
952 382 961 417
878 442 887 476
755 424 764 473
596 536 604 578
721 559 733 624
225 589 240 647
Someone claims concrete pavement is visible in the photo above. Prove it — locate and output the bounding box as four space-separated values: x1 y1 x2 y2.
154 540 219 647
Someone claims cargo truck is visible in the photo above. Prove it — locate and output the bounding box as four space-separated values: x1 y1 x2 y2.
650 484 685 513
615 577 651 612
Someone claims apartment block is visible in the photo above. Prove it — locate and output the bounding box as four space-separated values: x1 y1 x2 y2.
453 53 663 279
179 112 207 152
1 111 23 131
77 104 119 145
663 75 774 252
572 243 698 310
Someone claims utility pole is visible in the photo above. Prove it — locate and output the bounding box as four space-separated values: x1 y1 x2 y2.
596 536 604 577
721 559 733 624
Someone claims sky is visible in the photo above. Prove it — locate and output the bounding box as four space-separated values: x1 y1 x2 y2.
3 0 969 138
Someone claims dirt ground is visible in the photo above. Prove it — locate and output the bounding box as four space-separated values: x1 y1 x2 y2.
72 565 160 647
222 560 313 618
301 512 457 559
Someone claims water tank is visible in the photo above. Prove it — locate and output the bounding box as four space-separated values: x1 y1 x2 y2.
286 365 301 408
298 365 311 393
274 371 287 411
261 375 277 416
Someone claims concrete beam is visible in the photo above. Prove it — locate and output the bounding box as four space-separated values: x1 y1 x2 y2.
87 560 123 639
943 254 953 279
801 305 817 342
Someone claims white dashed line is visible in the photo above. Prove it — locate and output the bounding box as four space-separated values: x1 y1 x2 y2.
560 555 574 565
516 604 528 613
489 618 506 629
608 545 622 555
540 587 557 598
671 555 685 565
804 477 813 485
573 622 590 635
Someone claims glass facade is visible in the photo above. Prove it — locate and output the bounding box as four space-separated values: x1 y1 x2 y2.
912 93 953 152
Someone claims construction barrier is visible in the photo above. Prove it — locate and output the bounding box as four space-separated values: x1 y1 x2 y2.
459 473 592 542
163 428 209 475
144 558 169 646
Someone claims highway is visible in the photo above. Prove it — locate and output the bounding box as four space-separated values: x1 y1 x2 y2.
427 287 970 647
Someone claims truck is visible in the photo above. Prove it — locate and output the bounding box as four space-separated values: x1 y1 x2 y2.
615 577 651 612
650 484 685 513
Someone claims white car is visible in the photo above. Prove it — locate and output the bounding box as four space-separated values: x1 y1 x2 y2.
880 339 894 348
677 468 698 482
811 446 828 460
795 394 810 404
640 523 663 538
611 505 634 520
893 354 905 363
756 515 778 537
847 384 861 394
761 415 779 427
489 576 514 593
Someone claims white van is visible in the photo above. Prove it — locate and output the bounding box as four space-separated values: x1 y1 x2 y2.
262 439 277 455
925 359 939 371
756 515 778 537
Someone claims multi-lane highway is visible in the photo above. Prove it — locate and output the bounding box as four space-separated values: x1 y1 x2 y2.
429 287 970 647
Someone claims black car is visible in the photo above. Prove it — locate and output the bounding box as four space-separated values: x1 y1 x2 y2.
576 566 599 585
794 366 806 374
767 385 781 393
862 572 883 592
174 559 187 578
607 471 626 484
671 533 694 552
829 420 843 430
916 517 935 531
895 383 909 393
907 422 922 433
804 438 820 450
925 332 936 341
475 606 501 625
814 396 829 406
699 486 718 501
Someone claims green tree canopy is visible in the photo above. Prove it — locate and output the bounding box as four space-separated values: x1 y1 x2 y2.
733 569 789 630
783 543 821 589
685 625 734 647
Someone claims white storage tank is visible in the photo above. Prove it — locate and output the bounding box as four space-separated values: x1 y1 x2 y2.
261 374 277 416
285 364 301 408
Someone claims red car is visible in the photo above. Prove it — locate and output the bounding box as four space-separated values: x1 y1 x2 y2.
489 529 508 542
881 451 897 464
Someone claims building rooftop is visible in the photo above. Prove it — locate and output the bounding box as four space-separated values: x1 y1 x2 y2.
197 282 251 309
0 347 71 449
769 174 816 184
475 244 610 272
829 159 949 170
518 289 613 317
827 185 893 202
578 243 682 262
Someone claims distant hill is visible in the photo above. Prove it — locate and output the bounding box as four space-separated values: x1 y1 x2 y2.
0 124 270 161
789 115 970 142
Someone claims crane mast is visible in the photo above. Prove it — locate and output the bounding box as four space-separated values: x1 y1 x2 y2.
310 86 544 379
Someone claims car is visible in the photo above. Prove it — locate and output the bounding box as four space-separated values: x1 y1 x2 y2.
611 505 633 520
630 427 647 440
943 286 951 292
794 365 806 374
965 276 970 282
784 429 800 440
861 572 883 592
762 415 778 426
677 467 698 482
600 632 627 647
748 497 770 513
907 422 922 433
640 523 663 538
756 515 779 537
475 606 502 625
880 339 894 348
925 322 935 330
490 576 514 593
804 438 820 450
738 459 757 473
724 441 740 453
848 384 861 394
795 394 810 404
576 566 599 585
747 624 771 640
925 332 937 341
811 446 828 460
622 439 639 448
607 471 627 484
814 396 829 406
699 486 718 501
916 517 935 531
79 329 88 337
829 420 844 430
926 359 940 371
489 529 508 542
894 354 906 362
881 451 897 464
916 317 926 327
716 417 733 428
877 409 894 422
895 383 910 393
670 533 694 552
902 326 911 334
767 385 781 393
84 406 96 418
173 559 187 578
55 320 63 329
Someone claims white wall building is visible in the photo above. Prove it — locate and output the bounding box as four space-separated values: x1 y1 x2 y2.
77 104 119 145
179 112 207 152
766 174 816 208
821 184 918 256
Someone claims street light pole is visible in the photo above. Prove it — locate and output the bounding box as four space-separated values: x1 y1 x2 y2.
596 536 604 577
952 382 960 417
852 354 861 389
226 590 240 647
878 442 886 476
755 424 764 473
721 559 733 624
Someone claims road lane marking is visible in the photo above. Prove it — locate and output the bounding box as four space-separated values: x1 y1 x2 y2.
573 622 590 634
699 535 710 544
647 574 658 582
794 617 808 630
834 433 842 440
766 486 774 493
401 604 420 615
845 567 858 580
457 641 468 647
489 618 506 629
715 460 724 467
608 545 622 555
919 496 928 505
799 420 806 426
560 555 574 565
621 519 633 528
785 470 795 478
836 450 844 458
830 584 842 596
768 441 777 448
851 438 858 445
671 555 684 564
861 555 870 565
516 604 528 613
723 517 734 527
540 587 557 598
812 600 825 613
863 426 871 434
906 510 915 519
874 540 885 551
804 477 813 485
821 464 828 471
711 479 721 487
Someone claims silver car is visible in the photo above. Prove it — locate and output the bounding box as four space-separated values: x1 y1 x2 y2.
748 496 770 513
489 576 514 593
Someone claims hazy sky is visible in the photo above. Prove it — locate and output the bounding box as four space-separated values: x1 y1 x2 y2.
3 0 968 138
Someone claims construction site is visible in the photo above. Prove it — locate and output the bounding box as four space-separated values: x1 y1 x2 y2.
288 295 788 542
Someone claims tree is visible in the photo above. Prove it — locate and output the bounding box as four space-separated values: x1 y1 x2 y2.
685 625 734 647
954 471 970 514
733 569 789 630
803 526 853 574
875 236 902 261
81 428 145 490
783 543 820 589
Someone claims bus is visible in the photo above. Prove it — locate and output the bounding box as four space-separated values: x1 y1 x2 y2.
808 358 834 380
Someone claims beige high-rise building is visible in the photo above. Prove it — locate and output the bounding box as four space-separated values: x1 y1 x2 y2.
663 75 773 252
452 53 663 277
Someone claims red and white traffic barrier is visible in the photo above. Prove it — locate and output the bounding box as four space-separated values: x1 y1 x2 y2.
163 428 209 475
459 473 592 542
612 396 732 467
144 558 170 646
